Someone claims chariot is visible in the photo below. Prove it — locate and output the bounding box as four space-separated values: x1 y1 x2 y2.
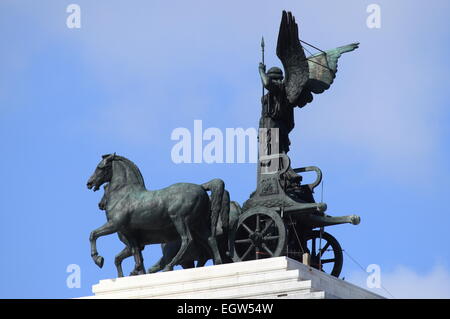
225 154 360 278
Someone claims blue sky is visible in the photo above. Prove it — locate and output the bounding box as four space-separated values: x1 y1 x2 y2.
1 0 449 298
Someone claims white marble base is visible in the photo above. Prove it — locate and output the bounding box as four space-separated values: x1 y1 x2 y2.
80 257 383 299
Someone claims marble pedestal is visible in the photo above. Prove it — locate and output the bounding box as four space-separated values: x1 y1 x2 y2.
81 256 383 299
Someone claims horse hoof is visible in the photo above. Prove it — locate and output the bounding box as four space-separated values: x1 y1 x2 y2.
95 256 104 268
147 267 159 274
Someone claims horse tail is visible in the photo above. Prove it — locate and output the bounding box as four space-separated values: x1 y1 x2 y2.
201 179 226 237
220 190 230 233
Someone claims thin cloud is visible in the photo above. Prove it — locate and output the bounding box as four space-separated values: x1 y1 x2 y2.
347 264 450 299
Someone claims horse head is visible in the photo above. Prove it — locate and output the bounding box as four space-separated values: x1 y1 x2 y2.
87 153 115 192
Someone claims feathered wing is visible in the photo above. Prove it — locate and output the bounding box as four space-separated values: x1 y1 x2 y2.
276 11 309 104
296 43 360 107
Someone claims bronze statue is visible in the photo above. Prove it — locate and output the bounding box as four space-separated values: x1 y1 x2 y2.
87 11 362 279
258 11 359 190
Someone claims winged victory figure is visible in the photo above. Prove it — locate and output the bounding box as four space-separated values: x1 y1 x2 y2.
258 10 359 190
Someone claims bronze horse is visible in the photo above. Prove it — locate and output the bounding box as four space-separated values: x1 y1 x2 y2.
98 184 226 276
87 153 226 276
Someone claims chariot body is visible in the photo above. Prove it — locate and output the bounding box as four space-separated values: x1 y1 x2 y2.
225 153 360 278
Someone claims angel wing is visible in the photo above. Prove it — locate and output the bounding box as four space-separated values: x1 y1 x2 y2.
296 43 360 107
276 11 309 104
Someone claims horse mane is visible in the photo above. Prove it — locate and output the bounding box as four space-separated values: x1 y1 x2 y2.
114 155 146 188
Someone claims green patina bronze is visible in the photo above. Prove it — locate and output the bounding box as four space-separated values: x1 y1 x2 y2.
87 10 361 278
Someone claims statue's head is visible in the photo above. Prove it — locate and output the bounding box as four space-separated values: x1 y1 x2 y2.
267 67 284 81
87 153 115 192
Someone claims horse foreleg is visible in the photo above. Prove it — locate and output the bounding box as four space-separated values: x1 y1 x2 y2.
89 221 117 268
114 246 132 278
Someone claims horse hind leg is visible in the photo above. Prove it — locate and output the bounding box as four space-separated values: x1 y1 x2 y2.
191 227 213 266
202 179 225 265
196 257 208 268
204 213 223 265
193 219 222 266
148 256 165 274
191 201 222 266
114 246 132 278
130 245 146 276
208 236 222 265
181 261 195 269
163 219 193 271
148 242 178 273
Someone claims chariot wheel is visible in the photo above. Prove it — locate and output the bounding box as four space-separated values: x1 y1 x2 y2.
229 207 286 262
305 230 343 277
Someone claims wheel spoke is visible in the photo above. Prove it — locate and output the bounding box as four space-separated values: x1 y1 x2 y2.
241 223 253 235
262 243 274 257
235 238 252 244
256 214 261 232
319 242 331 256
241 243 255 260
263 235 279 241
311 238 316 256
261 219 274 235
321 258 336 264
255 246 260 259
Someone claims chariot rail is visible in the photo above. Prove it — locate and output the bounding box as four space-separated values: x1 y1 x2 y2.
293 166 322 191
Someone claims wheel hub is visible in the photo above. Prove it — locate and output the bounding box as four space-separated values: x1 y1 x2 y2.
249 232 263 247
